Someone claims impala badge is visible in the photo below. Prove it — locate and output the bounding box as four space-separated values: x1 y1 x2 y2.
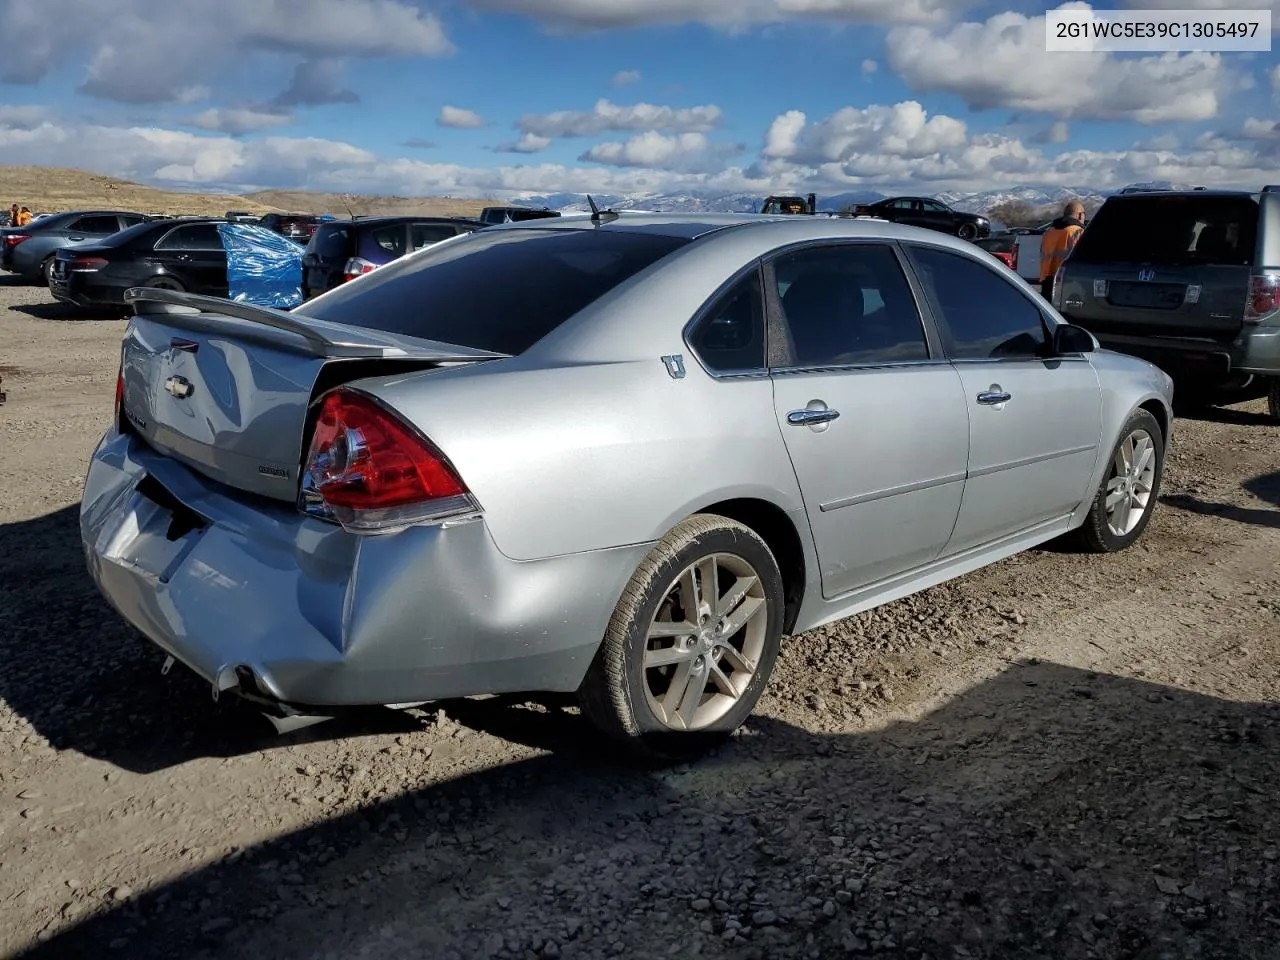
164 375 194 399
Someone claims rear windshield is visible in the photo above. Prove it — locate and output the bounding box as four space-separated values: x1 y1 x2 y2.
1072 195 1259 266
296 227 691 355
309 224 352 258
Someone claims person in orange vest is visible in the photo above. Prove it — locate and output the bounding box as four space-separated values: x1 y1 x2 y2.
1039 200 1086 299
15 206 33 227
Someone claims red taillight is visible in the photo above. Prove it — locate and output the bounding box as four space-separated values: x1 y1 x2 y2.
69 256 108 272
342 257 377 282
4 234 30 248
299 388 475 533
1244 273 1279 324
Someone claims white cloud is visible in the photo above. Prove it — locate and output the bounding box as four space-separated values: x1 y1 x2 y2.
0 106 46 130
580 131 743 171
189 107 295 135
860 58 877 75
1271 64 1280 91
272 58 359 107
1242 117 1279 139
466 0 972 29
765 101 968 165
2 110 1277 203
610 70 641 86
495 133 554 153
886 5 1229 124
438 105 486 129
0 0 452 103
518 98 723 138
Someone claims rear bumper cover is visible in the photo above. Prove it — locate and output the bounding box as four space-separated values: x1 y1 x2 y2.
80 429 646 707
1086 322 1280 380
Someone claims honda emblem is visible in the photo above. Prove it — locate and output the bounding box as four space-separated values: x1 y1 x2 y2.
1137 268 1155 282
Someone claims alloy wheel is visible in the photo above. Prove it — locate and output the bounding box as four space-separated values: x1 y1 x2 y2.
1104 428 1157 537
642 553 768 731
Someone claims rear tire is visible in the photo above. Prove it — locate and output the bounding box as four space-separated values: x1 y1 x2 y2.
957 223 977 241
578 514 785 763
1069 409 1164 553
1268 377 1280 423
146 276 184 292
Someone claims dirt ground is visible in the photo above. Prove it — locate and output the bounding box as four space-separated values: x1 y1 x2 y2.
1 273 1277 960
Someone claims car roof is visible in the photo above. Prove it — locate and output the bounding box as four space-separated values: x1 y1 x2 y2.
333 215 485 227
1107 189 1258 200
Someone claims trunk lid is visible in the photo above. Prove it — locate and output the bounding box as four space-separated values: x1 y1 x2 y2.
1059 261 1250 340
118 290 505 502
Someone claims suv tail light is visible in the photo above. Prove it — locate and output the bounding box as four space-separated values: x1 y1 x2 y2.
342 257 378 282
1050 265 1065 308
299 388 478 534
1243 273 1279 324
69 256 108 272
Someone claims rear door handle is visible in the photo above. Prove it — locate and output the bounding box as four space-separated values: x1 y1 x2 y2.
977 391 1012 405
787 408 841 425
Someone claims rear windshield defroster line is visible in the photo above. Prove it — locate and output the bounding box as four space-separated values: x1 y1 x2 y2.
295 228 692 356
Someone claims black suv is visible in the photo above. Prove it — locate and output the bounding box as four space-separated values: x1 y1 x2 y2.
852 196 990 240
259 213 324 242
478 206 560 224
1054 186 1280 419
301 216 486 298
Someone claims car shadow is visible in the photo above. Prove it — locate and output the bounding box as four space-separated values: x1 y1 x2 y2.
9 300 119 322
1162 470 1280 530
0 506 428 775
16 662 1280 960
1174 404 1276 428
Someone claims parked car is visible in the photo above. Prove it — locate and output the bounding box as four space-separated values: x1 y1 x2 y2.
259 213 324 242
852 197 990 240
478 205 561 224
82 213 1173 760
301 215 486 298
52 218 306 311
973 233 1019 272
1053 186 1280 419
1 210 153 282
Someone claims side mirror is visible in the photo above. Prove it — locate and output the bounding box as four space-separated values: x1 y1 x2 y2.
1052 322 1095 355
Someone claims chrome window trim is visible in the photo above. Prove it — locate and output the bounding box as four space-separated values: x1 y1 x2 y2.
680 259 770 380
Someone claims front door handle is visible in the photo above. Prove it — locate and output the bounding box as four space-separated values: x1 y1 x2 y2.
788 408 841 426
977 390 1012 405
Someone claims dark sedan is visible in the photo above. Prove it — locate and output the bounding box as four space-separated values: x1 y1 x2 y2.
48 218 232 310
852 197 990 241
2 210 154 282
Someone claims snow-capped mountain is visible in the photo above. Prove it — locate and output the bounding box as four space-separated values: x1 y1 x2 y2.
510 183 1157 218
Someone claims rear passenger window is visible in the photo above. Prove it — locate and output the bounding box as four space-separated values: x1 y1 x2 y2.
909 246 1046 359
771 244 929 368
371 225 407 257
155 224 224 251
70 215 121 234
410 224 457 251
687 268 766 373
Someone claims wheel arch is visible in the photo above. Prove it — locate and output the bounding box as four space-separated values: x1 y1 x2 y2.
1137 395 1172 448
694 496 808 635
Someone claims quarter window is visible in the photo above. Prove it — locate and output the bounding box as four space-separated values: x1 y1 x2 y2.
908 245 1047 359
69 215 121 234
154 224 224 251
371 225 407 256
770 244 929 368
687 268 766 373
410 223 458 251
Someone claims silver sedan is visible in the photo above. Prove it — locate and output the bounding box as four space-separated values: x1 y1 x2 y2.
80 212 1174 759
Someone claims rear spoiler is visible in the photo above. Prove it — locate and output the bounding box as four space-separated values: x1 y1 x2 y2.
123 287 509 362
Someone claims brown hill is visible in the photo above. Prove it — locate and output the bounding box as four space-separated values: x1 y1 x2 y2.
0 166 499 220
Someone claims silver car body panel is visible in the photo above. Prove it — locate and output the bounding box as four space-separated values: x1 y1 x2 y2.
81 213 1175 708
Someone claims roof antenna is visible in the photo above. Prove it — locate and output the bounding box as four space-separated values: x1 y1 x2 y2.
586 194 619 225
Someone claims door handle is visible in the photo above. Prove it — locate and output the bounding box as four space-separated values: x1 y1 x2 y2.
977 391 1012 405
67 236 84 241
788 408 841 426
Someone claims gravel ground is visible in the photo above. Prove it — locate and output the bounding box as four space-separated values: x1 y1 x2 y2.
1 275 1278 960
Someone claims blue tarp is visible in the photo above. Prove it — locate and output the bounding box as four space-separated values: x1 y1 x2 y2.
217 222 304 310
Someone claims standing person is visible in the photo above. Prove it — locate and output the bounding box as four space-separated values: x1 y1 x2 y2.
1039 200 1086 300
8 203 18 227
16 206 33 227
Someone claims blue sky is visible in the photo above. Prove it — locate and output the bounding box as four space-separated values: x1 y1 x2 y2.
0 0 1277 199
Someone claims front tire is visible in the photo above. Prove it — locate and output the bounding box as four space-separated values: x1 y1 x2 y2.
1071 409 1164 553
146 276 185 292
957 222 977 241
42 257 56 286
579 514 785 761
